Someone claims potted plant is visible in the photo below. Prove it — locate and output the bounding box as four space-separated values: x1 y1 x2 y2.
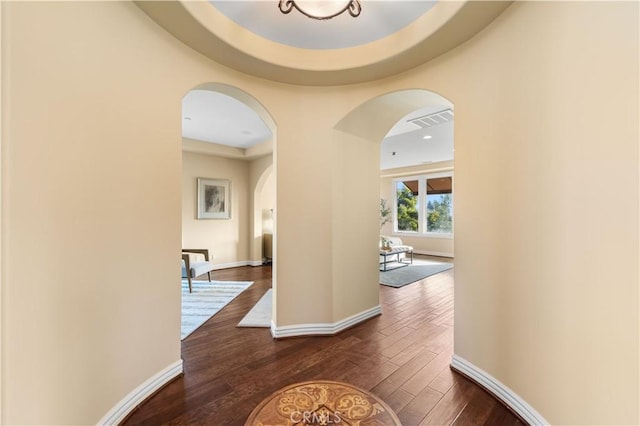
380 199 392 250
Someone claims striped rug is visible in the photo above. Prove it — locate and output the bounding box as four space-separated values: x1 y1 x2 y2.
181 280 253 340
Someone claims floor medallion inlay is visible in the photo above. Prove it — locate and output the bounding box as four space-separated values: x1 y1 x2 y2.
245 380 402 425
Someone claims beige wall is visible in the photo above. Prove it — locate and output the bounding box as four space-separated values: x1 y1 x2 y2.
380 161 455 257
182 151 250 267
427 2 637 423
260 169 275 235
0 2 280 424
248 154 274 263
1 1 638 425
331 130 381 321
1 2 189 423
273 106 335 325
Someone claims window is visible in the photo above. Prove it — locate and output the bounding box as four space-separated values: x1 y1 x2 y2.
396 179 419 232
394 173 453 236
426 176 452 233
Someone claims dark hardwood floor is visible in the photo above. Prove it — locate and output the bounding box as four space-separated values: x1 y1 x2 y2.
123 257 523 425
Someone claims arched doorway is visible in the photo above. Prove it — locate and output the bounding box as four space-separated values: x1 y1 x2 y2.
180 82 276 337
269 88 455 338
252 164 274 266
335 89 454 245
323 88 454 325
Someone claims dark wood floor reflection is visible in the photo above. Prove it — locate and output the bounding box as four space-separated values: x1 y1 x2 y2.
123 258 523 425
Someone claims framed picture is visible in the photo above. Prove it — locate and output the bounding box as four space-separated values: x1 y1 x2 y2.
197 178 231 219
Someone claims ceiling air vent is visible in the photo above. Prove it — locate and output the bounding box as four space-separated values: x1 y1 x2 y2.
407 109 454 128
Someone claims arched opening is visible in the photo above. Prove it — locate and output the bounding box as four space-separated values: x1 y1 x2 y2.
333 87 454 319
335 89 453 238
378 96 454 260
180 82 276 340
252 164 274 266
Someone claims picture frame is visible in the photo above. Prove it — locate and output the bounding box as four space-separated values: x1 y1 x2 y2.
197 178 231 219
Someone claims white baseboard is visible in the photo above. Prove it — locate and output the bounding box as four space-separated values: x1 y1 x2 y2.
270 305 382 339
212 259 265 268
451 354 548 425
97 359 183 425
211 260 256 270
413 249 454 258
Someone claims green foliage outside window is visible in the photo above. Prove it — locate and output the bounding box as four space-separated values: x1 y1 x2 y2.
396 186 418 232
427 194 453 233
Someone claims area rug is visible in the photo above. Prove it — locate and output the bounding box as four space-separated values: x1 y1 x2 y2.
181 279 253 339
380 259 453 288
237 288 272 328
245 380 401 425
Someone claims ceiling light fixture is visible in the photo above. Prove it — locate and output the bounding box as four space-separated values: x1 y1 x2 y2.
278 0 361 20
423 135 432 140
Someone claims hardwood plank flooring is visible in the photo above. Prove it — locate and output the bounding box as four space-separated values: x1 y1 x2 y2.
123 257 523 425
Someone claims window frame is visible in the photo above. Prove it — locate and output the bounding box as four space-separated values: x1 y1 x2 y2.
392 171 454 238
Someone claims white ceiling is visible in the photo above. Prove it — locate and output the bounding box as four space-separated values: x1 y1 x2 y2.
182 90 453 169
381 116 454 170
182 90 272 148
210 1 437 50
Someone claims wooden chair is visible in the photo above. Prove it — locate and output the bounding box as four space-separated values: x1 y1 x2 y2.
181 249 215 293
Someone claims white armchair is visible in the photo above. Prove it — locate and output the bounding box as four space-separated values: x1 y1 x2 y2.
181 249 215 293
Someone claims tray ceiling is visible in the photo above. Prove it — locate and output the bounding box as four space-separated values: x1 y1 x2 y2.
135 1 512 86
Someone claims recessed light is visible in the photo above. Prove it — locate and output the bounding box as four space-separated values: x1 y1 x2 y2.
423 135 432 140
